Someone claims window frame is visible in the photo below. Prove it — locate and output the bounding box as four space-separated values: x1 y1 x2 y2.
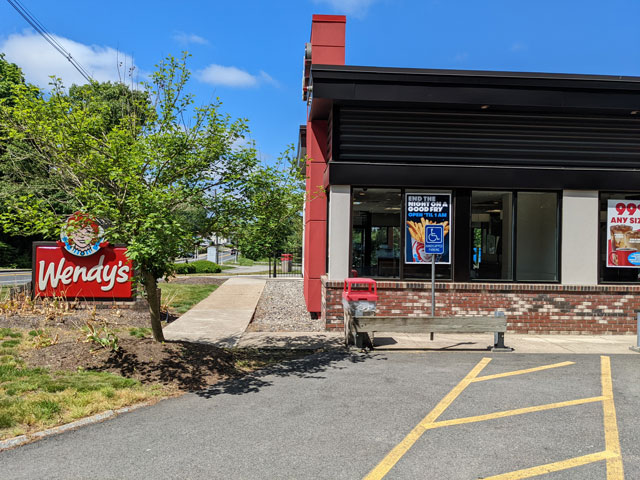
348 187 562 283
468 189 562 284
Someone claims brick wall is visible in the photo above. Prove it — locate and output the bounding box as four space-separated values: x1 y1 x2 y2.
321 276 640 334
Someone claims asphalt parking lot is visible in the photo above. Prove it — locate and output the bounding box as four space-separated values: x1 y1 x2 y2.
2 351 638 479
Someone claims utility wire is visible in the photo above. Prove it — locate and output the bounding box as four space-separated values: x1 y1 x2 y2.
6 0 93 82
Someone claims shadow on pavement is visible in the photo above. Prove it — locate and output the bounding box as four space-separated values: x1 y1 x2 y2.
195 349 387 399
97 335 386 395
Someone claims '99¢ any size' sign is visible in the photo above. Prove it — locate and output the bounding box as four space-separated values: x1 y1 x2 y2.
607 200 640 268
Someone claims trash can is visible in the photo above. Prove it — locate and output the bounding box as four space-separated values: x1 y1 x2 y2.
280 253 292 273
342 278 378 348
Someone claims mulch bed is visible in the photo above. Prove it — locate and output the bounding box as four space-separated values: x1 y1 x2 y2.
3 276 312 393
23 333 261 392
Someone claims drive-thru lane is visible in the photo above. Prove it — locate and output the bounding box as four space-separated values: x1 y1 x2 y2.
1 352 638 479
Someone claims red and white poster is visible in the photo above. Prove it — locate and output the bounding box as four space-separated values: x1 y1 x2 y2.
33 212 133 299
607 200 640 268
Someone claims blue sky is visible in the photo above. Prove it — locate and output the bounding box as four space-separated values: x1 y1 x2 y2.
1 0 639 162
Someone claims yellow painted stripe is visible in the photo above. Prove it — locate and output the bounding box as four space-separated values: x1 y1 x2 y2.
425 396 605 430
363 357 491 480
0 273 31 277
601 356 625 480
473 361 575 382
483 451 615 480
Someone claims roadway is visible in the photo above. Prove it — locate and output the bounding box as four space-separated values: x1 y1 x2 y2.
0 271 31 286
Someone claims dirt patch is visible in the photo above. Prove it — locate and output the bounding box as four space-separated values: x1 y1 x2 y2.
23 332 311 392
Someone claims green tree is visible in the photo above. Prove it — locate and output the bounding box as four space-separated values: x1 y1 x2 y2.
0 54 46 266
236 148 306 260
0 53 257 341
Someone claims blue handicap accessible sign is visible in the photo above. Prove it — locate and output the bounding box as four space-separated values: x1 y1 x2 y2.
425 224 444 254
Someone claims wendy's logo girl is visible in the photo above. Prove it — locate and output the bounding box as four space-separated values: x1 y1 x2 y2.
59 212 107 257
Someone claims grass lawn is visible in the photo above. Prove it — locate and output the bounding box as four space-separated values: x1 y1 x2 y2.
160 283 218 314
224 257 269 267
0 328 166 440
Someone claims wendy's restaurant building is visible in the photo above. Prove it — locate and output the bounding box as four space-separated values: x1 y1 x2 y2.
299 15 640 335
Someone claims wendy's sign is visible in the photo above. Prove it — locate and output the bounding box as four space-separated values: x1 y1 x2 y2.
33 213 133 299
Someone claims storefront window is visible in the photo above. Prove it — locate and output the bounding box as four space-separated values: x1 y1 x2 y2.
471 191 514 280
351 188 401 277
471 191 559 282
516 192 559 281
600 192 640 283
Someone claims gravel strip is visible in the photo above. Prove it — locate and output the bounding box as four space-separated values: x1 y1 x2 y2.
248 279 324 332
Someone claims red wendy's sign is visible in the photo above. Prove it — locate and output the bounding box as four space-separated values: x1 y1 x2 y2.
33 213 134 300
34 244 133 299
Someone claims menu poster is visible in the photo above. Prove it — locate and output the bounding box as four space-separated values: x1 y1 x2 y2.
607 200 640 268
405 193 451 264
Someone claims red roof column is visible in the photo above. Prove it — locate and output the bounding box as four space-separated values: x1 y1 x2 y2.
303 15 345 315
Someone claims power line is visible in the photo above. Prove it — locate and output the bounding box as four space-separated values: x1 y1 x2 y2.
6 0 93 83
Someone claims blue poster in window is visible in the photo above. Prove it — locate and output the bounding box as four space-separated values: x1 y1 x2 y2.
405 193 451 264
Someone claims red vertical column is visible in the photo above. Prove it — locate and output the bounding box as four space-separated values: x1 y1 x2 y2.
303 15 345 314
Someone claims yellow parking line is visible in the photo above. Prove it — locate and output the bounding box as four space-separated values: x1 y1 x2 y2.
425 396 605 430
482 451 616 480
363 357 492 480
601 356 624 480
473 361 575 382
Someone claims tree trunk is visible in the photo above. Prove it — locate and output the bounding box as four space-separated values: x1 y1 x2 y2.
141 269 165 342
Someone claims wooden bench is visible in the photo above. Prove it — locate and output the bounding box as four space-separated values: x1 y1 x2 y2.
343 308 511 351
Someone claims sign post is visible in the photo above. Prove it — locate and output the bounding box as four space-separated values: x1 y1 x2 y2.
425 224 444 340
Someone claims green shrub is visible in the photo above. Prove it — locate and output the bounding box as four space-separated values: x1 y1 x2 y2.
189 260 222 274
172 260 221 274
173 263 196 274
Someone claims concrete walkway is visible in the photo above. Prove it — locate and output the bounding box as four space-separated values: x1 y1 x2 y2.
163 277 266 347
368 332 640 354
236 331 639 354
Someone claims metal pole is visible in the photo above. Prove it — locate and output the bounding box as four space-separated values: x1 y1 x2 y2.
430 255 435 341
631 313 640 353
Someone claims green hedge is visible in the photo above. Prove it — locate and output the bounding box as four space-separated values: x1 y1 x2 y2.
173 260 221 275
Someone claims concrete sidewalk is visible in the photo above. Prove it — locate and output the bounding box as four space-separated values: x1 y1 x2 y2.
236 331 640 354
367 332 639 354
163 277 266 347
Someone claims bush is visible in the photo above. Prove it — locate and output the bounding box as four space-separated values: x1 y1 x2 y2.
173 263 196 274
190 260 222 274
172 261 221 275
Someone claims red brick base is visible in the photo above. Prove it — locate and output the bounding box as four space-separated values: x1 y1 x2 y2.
321 276 640 334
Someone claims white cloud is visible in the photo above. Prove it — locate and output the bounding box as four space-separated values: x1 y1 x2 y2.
172 32 209 46
259 70 280 88
0 30 140 88
312 0 378 18
197 64 278 88
510 42 527 53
